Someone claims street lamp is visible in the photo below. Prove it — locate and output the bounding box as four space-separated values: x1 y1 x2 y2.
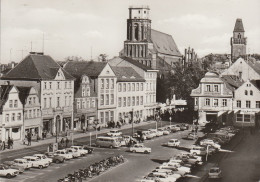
132 108 134 137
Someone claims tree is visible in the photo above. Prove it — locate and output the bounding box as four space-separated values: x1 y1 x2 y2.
64 56 85 62
98 54 108 62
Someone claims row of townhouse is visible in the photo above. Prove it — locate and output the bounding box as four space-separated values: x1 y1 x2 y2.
191 58 260 128
0 53 158 141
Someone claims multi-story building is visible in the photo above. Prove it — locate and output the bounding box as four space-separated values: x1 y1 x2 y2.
0 85 23 141
233 80 260 127
64 61 117 128
109 56 158 119
191 72 240 125
230 18 247 62
111 66 145 123
1 53 75 136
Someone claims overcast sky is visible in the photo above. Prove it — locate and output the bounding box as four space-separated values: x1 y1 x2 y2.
1 0 260 64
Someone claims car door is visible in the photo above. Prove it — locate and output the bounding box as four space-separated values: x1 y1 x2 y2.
0 166 4 176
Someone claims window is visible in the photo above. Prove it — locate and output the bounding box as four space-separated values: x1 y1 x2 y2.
214 85 219 92
132 96 135 106
57 82 60 89
100 112 104 123
236 114 243 122
12 113 15 121
106 94 109 105
136 83 139 91
250 90 253 95
222 99 227 106
150 83 152 91
118 98 122 107
69 96 71 106
86 87 90 96
205 98 210 106
237 100 241 108
6 114 9 122
141 83 143 91
9 100 13 108
57 97 60 107
246 101 251 108
44 82 47 89
245 90 248 95
111 79 114 89
195 98 198 106
44 98 47 108
140 96 143 105
118 83 122 92
111 94 114 105
69 81 72 89
110 111 114 121
87 99 90 108
128 83 131 91
82 101 85 108
123 97 126 107
77 101 81 109
33 97 36 104
37 109 40 117
106 79 109 89
123 83 126 92
14 100 18 107
24 111 27 119
105 112 109 122
101 94 104 105
244 115 251 122
127 97 131 106
82 89 85 97
101 79 104 89
239 72 242 79
49 82 52 89
206 85 211 92
132 83 135 91
256 101 260 108
137 96 139 105
49 97 52 108
65 82 67 89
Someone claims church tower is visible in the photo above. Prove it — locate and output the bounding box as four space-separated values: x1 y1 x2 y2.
123 6 154 67
230 18 247 61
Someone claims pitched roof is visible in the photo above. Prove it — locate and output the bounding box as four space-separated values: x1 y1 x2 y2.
64 61 107 78
248 60 260 76
0 85 13 114
119 56 154 71
221 75 243 91
16 87 31 105
151 29 182 57
111 67 145 82
250 80 260 91
233 18 245 32
2 54 74 80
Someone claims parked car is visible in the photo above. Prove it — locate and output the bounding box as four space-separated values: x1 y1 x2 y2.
129 144 151 154
45 152 65 163
181 152 202 163
208 167 222 178
147 172 177 182
23 156 49 169
167 139 180 147
107 129 122 137
149 129 163 137
175 155 198 165
66 148 81 158
180 123 189 130
70 146 88 156
3 161 25 173
185 133 198 140
55 149 73 160
33 154 53 164
158 128 170 135
200 139 221 149
13 158 32 169
82 145 94 154
190 146 207 156
160 162 191 174
0 164 19 178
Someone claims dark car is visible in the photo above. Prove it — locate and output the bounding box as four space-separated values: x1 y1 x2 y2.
45 152 65 163
82 145 94 154
2 161 25 173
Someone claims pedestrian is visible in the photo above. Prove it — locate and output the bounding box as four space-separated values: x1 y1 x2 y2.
65 137 69 148
7 137 11 149
60 137 64 148
27 133 31 146
10 138 13 149
23 137 27 145
2 141 5 150
0 140 2 151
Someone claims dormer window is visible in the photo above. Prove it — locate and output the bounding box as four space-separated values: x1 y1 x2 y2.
144 11 146 14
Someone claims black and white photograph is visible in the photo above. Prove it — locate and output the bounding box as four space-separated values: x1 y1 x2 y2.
0 0 259 182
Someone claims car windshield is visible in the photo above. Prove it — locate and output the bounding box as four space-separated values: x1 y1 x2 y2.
210 168 219 173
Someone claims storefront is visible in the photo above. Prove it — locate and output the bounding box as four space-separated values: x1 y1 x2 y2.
43 118 53 135
3 126 22 141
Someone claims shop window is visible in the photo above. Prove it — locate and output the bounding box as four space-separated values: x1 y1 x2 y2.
12 128 19 133
236 114 243 122
244 115 251 122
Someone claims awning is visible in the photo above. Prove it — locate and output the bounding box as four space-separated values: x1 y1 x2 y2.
234 110 240 114
217 111 226 116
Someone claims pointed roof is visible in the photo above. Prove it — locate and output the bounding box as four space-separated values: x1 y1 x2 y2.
111 67 145 82
0 85 13 114
119 56 154 71
63 61 107 78
16 87 32 105
2 54 74 81
233 18 245 32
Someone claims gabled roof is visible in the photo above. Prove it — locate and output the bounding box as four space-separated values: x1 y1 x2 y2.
250 80 260 91
119 56 154 71
16 87 31 105
151 29 182 57
248 60 260 76
221 75 243 91
64 61 107 78
2 54 74 80
233 18 245 32
0 85 13 114
111 67 145 82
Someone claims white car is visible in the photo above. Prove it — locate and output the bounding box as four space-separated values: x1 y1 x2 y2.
66 148 81 158
167 139 180 147
70 146 88 156
0 165 19 178
190 146 207 156
158 128 170 135
129 144 151 154
209 167 222 178
107 130 122 137
23 156 49 169
147 172 177 182
13 158 32 169
181 152 202 162
55 149 73 160
148 129 158 137
152 169 182 181
161 162 191 174
200 139 221 149
33 154 53 164
149 129 163 137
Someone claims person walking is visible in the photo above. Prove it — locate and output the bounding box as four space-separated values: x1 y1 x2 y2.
2 141 5 150
7 137 11 149
10 138 13 149
60 138 64 148
27 133 32 146
65 137 69 148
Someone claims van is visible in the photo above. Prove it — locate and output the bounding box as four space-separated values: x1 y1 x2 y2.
190 146 207 156
96 136 121 148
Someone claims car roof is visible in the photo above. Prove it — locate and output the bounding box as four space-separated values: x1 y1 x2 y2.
15 158 27 161
23 156 38 159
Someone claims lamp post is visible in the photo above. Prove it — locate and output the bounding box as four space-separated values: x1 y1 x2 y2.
132 108 134 137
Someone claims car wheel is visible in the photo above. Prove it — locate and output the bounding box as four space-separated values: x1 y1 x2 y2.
55 160 59 164
39 165 43 169
109 145 113 149
193 152 197 155
6 173 12 179
144 150 149 154
132 150 136 153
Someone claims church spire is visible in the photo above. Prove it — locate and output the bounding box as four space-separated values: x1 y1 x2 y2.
233 18 245 32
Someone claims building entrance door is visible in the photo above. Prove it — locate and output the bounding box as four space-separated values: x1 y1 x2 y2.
206 113 217 123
